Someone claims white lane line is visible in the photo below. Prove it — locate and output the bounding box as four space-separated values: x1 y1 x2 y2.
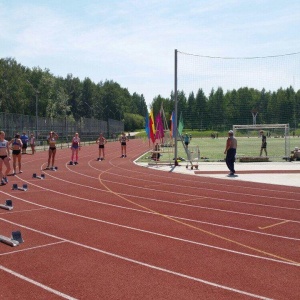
0 241 66 256
0 217 298 267
0 265 77 300
0 220 273 300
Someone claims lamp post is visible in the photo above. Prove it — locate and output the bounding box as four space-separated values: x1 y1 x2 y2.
27 80 39 135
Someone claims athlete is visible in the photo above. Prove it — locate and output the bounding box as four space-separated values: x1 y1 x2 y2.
8 133 23 175
96 133 107 160
0 131 11 184
119 132 129 158
47 131 58 169
70 133 81 165
29 133 36 154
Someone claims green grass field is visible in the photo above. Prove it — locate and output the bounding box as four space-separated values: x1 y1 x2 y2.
137 135 298 163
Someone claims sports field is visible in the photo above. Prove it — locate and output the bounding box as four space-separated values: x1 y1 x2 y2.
138 136 298 163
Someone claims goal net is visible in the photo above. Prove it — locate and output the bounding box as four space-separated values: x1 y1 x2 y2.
233 124 290 160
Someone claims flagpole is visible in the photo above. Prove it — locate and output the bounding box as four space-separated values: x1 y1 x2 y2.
174 49 178 166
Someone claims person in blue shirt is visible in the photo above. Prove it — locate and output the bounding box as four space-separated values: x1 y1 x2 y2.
20 132 29 154
184 133 190 148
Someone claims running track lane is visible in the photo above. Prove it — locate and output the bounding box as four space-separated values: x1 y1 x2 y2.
0 139 299 299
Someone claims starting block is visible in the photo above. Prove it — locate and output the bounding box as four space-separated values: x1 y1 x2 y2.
12 183 28 191
0 200 13 210
32 173 45 179
0 230 23 247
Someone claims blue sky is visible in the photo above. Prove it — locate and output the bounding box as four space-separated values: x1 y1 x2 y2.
1 0 300 106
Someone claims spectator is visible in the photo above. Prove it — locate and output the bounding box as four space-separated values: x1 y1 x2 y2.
29 133 36 154
184 133 190 148
259 130 267 156
151 143 161 161
20 132 29 154
224 130 237 176
290 147 300 161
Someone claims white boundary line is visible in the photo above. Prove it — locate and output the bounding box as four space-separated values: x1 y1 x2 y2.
0 265 77 300
0 219 272 300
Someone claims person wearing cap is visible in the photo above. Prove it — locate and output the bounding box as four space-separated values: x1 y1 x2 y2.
291 147 300 161
224 130 237 176
259 130 267 156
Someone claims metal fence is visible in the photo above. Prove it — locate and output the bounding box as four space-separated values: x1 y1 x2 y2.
0 112 124 143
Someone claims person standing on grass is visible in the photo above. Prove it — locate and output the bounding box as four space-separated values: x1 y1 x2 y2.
29 133 36 154
96 133 107 161
47 131 58 170
70 132 81 165
259 130 267 156
224 130 237 176
119 132 129 158
0 131 11 185
9 133 23 175
184 133 190 148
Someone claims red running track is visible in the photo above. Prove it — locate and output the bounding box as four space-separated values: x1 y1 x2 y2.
0 139 299 299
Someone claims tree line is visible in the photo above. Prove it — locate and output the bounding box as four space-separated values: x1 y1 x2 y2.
150 86 300 131
0 58 148 131
2 57 300 133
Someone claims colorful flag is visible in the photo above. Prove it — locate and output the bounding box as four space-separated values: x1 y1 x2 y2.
178 112 184 135
145 114 150 139
149 110 155 143
155 112 164 140
170 111 176 138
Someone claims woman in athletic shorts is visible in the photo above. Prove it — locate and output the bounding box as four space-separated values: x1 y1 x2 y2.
29 133 36 154
119 132 129 158
96 133 107 161
0 131 11 185
70 132 81 165
9 133 23 175
47 131 58 169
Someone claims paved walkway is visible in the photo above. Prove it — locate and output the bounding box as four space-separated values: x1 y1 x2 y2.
135 161 300 188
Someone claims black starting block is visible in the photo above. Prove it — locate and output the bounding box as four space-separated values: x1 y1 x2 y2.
12 230 24 243
12 183 28 191
0 200 13 210
0 230 23 247
32 173 45 179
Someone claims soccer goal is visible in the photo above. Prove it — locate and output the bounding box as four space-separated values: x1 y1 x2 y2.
233 124 290 161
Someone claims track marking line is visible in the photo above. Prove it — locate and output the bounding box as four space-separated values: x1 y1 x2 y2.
0 265 77 300
179 196 207 203
97 169 300 266
259 220 290 230
0 241 66 257
0 219 274 299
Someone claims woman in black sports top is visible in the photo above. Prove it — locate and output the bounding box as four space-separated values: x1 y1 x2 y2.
0 131 11 184
9 133 23 175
